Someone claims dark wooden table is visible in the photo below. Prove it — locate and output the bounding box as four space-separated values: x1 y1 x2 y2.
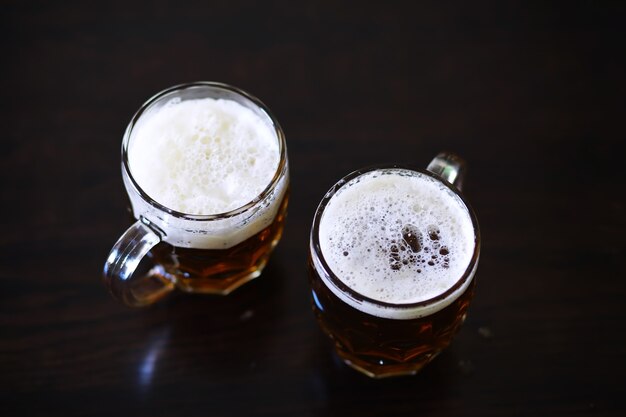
2 2 625 416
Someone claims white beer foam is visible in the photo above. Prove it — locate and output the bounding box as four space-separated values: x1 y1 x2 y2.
125 97 287 250
317 169 475 319
129 98 280 215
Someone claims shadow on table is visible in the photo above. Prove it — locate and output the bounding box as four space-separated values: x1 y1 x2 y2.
129 258 289 392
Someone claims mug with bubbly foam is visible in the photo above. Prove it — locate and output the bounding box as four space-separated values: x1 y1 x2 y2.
308 153 480 378
104 82 289 306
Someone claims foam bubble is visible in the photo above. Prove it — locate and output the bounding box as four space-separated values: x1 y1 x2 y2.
128 97 280 215
317 169 475 317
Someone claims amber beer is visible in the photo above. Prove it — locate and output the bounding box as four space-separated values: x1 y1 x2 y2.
148 192 288 294
104 82 288 305
308 166 479 378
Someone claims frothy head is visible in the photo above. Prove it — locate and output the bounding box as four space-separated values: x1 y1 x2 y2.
128 97 280 215
122 84 288 250
314 168 477 319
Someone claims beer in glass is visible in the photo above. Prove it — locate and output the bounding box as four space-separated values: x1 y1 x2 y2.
308 154 479 378
104 82 289 306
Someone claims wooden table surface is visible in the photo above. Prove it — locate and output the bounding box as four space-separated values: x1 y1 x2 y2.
2 2 625 416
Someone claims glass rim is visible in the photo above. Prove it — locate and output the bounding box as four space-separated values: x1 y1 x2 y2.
309 165 481 312
121 81 288 221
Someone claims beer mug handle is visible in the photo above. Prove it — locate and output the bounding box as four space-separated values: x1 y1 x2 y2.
103 219 175 307
426 152 466 191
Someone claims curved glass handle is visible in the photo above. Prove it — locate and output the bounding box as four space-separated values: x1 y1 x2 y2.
426 152 466 191
103 220 175 307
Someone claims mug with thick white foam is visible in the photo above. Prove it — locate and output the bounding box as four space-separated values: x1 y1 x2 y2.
308 153 480 378
104 82 289 307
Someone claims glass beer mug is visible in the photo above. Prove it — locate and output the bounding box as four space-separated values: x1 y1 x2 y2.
104 82 289 306
308 153 480 378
